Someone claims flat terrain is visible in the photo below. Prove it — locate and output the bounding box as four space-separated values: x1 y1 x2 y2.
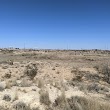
0 49 110 110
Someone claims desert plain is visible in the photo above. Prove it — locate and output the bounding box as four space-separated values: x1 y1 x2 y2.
0 49 110 110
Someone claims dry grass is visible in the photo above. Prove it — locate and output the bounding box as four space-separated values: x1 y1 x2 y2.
20 78 32 87
94 64 110 83
39 89 51 106
37 78 44 88
5 80 12 89
67 96 110 110
24 64 38 80
3 94 11 102
53 89 71 110
13 89 19 102
12 101 30 110
5 79 17 89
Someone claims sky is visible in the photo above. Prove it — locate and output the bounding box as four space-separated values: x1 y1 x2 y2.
0 0 110 49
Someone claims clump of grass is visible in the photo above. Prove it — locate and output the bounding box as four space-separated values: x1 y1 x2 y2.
94 64 110 84
87 83 100 92
5 79 17 89
4 73 11 79
71 68 83 82
37 78 44 88
5 80 11 89
12 101 30 110
101 65 110 84
24 64 38 80
39 89 51 106
72 74 83 81
54 89 71 110
8 60 13 65
3 94 11 102
20 78 32 87
13 89 19 102
71 68 79 74
54 90 66 107
67 96 110 110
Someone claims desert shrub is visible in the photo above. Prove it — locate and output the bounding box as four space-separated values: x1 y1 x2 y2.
53 90 71 110
39 89 51 106
84 73 100 82
71 68 84 82
53 81 60 89
22 53 29 56
1 49 13 54
67 96 110 110
12 101 30 110
87 83 100 92
78 83 88 93
2 65 9 69
102 65 110 84
85 58 95 61
24 64 38 79
3 94 11 102
87 83 109 93
5 80 10 89
94 64 110 84
60 80 69 91
72 74 83 82
6 79 17 88
54 92 66 106
11 79 17 86
37 78 44 88
20 78 32 87
71 68 79 74
4 73 11 79
0 104 10 110
8 60 13 65
13 90 19 101
67 96 82 110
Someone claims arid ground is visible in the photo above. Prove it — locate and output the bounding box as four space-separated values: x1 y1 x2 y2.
0 49 110 110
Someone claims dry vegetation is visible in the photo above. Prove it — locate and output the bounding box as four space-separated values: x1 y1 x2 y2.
0 48 110 110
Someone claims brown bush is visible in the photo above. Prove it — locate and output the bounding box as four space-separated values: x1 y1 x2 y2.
94 64 110 84
67 96 110 110
24 64 38 79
